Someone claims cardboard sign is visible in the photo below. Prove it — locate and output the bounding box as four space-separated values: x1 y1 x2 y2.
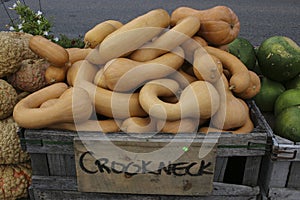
74 133 217 196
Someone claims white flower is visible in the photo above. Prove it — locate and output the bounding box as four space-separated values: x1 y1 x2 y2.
43 31 48 36
53 37 59 42
18 24 22 29
37 20 41 25
8 3 17 9
36 11 43 16
9 26 15 31
19 30 24 33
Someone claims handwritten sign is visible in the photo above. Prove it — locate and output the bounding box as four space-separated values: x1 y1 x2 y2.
74 133 217 195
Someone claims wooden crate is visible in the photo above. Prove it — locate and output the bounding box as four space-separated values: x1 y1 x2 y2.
22 100 269 199
259 112 300 200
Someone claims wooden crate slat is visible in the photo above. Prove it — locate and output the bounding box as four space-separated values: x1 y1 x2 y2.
242 156 262 186
260 110 300 198
74 137 217 196
268 187 300 200
213 157 228 182
260 155 291 191
30 176 260 200
47 154 76 176
287 161 300 188
30 153 50 176
31 175 77 190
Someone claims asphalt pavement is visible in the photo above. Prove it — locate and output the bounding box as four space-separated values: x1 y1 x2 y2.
1 0 299 46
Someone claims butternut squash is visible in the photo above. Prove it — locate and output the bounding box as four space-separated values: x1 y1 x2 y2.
204 46 251 93
121 117 157 133
67 60 147 119
45 65 68 84
193 48 223 83
159 95 179 104
13 83 93 129
29 35 70 67
84 20 123 48
40 98 59 108
139 78 220 121
93 67 108 89
167 68 197 89
66 48 93 64
67 60 99 86
181 35 208 62
210 74 248 130
103 47 184 92
47 119 121 133
88 9 170 65
78 80 147 119
235 70 261 99
199 99 254 134
129 16 200 62
180 61 195 77
39 96 121 132
156 118 202 134
170 6 240 46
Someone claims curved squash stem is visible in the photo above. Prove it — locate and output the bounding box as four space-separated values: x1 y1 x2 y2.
229 85 235 90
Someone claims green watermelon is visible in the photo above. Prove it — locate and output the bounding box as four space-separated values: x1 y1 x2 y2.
257 36 300 82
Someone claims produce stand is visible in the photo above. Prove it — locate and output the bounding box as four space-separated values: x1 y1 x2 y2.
1 1 299 199
20 100 271 200
259 112 300 200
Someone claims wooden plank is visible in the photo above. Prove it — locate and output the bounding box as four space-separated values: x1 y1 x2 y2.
262 111 300 161
30 153 50 176
260 155 291 191
31 189 257 200
242 156 262 186
30 176 259 200
24 129 76 154
31 175 77 191
213 157 228 182
267 161 290 188
31 188 259 200
74 137 217 196
268 187 300 200
287 161 300 188
47 154 76 176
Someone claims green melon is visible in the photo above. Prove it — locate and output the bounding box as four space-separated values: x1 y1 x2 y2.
275 105 300 142
257 36 300 82
285 73 300 89
254 76 285 112
227 37 256 70
274 88 300 116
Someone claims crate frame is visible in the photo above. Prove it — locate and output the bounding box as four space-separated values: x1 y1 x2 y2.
21 100 270 200
259 112 300 200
